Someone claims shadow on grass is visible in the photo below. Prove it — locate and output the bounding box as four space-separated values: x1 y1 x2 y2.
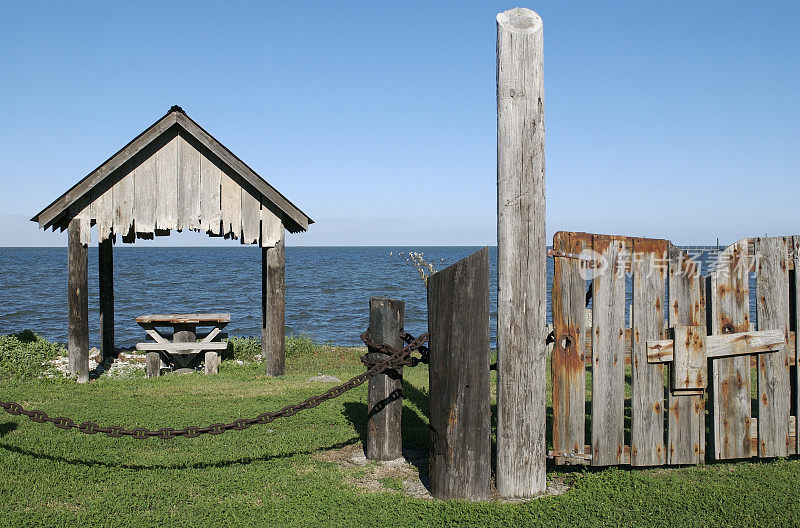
341 376 432 492
0 436 360 471
0 422 17 438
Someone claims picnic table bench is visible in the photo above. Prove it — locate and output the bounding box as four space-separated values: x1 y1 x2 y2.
135 313 229 377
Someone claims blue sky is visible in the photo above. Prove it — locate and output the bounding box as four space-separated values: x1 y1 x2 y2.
1 1 797 246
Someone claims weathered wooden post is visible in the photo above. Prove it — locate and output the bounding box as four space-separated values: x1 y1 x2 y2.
427 248 491 500
203 351 220 375
262 228 286 376
68 218 90 383
145 352 161 378
98 237 114 363
365 297 404 460
496 7 547 496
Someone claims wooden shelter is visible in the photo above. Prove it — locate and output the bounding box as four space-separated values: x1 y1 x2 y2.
31 106 313 382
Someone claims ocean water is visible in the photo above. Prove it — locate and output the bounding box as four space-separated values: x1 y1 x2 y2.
0 247 500 348
0 246 727 348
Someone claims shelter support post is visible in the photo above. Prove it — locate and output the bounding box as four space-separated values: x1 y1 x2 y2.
98 237 114 362
496 7 547 496
365 297 404 461
262 228 285 376
68 218 89 383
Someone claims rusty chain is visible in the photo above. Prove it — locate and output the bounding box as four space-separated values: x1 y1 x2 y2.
360 331 429 368
0 331 429 440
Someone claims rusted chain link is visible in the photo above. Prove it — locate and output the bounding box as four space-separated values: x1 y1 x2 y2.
360 331 429 368
0 331 430 440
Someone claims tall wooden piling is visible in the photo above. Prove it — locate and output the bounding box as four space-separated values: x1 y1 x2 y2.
262 228 286 376
68 218 89 383
496 7 547 496
98 237 114 362
365 297 405 461
427 248 491 500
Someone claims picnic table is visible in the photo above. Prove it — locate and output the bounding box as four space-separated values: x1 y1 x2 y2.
135 313 230 377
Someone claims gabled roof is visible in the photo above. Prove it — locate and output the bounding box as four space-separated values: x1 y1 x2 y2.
31 106 313 234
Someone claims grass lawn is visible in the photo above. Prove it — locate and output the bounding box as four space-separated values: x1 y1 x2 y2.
1 334 800 527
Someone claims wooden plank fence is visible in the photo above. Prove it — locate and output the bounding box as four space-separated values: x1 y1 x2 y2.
383 233 800 500
548 231 800 468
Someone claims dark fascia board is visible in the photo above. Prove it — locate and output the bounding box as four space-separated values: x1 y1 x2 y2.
32 107 313 234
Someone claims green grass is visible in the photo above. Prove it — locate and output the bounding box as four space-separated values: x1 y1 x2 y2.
226 334 335 362
1 336 800 527
0 330 64 380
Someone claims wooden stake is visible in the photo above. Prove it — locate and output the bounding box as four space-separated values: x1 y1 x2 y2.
427 248 491 500
68 218 89 383
496 7 546 497
365 297 404 461
262 228 285 376
145 352 160 378
204 351 220 375
98 237 114 363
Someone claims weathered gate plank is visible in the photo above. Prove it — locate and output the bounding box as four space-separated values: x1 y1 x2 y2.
755 236 791 458
795 235 800 455
551 232 587 463
667 244 705 464
630 239 667 466
428 247 491 500
710 238 752 459
591 235 627 466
